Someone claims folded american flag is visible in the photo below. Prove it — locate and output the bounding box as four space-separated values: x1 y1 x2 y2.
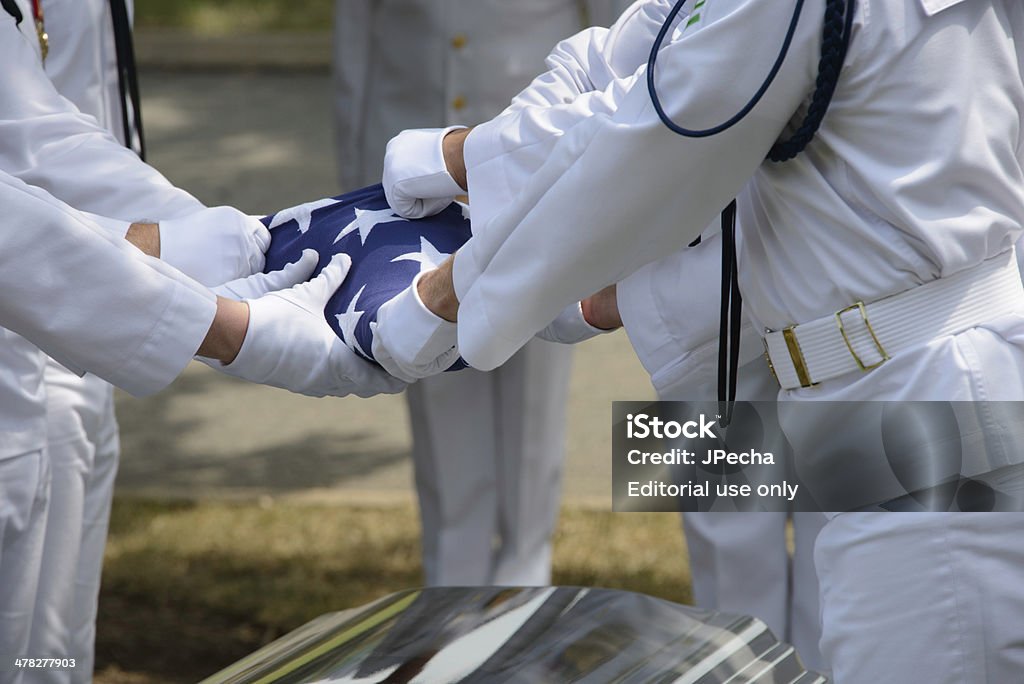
262 184 472 370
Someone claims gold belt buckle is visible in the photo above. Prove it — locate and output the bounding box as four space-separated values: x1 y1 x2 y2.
762 335 780 386
764 327 817 388
835 301 890 371
782 326 816 388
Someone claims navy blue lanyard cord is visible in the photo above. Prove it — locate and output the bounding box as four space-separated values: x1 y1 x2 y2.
718 200 741 426
646 0 854 159
770 0 856 161
645 0 807 140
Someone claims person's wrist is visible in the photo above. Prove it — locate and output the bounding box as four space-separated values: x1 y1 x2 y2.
442 127 471 191
416 258 459 322
581 284 622 330
198 297 250 364
125 222 161 257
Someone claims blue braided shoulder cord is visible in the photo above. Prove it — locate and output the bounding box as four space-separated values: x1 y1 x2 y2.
646 0 856 162
769 0 857 161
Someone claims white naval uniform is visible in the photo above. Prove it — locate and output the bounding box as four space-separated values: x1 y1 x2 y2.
333 0 630 585
433 0 1024 680
0 6 243 678
618 233 825 671
0 169 215 684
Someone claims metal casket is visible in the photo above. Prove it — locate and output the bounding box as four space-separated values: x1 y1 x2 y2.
202 587 827 683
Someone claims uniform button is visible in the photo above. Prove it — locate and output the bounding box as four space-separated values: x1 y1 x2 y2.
451 34 468 49
452 96 467 111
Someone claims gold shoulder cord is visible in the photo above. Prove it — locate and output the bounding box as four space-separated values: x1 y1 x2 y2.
32 0 48 62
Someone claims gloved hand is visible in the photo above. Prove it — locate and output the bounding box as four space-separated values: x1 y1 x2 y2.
537 301 609 345
212 249 319 300
160 205 271 286
371 272 461 382
382 126 466 219
202 254 407 398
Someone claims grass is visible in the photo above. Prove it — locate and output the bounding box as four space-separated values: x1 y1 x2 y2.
134 0 333 34
95 498 692 683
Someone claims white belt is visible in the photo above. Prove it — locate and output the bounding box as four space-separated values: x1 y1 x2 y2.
764 249 1024 390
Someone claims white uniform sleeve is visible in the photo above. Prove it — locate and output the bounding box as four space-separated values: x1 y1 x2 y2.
0 172 216 397
453 0 821 370
0 17 205 221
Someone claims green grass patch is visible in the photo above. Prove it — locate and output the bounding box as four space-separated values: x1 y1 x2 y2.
95 497 691 683
134 0 333 34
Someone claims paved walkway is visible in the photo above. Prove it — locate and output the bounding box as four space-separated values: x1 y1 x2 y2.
113 67 655 506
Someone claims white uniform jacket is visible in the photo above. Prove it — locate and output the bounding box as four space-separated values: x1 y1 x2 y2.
450 0 1024 405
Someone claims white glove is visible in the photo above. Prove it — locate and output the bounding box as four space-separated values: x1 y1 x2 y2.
160 206 271 286
371 272 461 382
536 302 609 345
202 254 406 398
212 249 319 300
382 126 466 219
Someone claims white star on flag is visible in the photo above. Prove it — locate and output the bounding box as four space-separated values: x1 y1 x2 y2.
335 284 370 358
334 207 409 245
391 236 451 274
267 197 343 233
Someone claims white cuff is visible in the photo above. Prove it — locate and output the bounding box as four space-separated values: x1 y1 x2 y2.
383 272 458 366
537 301 608 344
390 126 468 199
115 282 218 397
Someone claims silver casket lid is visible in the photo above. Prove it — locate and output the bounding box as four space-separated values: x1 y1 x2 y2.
201 586 827 684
